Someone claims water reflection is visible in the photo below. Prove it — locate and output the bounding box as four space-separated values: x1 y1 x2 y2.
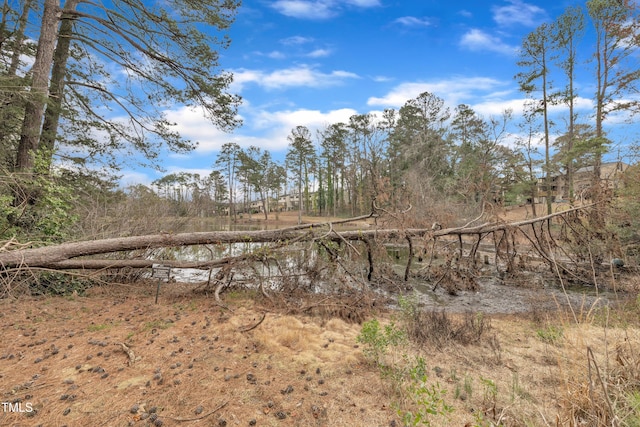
147 222 619 315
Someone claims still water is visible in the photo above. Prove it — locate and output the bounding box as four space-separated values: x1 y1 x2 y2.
151 240 618 315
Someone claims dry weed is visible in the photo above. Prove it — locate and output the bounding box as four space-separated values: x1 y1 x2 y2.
553 306 640 426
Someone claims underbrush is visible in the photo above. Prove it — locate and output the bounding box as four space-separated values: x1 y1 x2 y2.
553 299 640 426
357 293 494 426
0 271 98 297
398 294 489 349
357 292 640 426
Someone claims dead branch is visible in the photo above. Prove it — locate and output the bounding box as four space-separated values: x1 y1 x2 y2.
0 205 597 271
214 270 234 303
116 342 136 366
238 312 266 333
404 234 413 281
165 400 228 422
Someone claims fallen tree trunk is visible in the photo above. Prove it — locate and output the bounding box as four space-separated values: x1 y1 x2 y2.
0 229 306 269
0 215 371 269
0 206 593 270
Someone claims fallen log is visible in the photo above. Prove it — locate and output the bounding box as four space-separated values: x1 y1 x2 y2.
0 205 593 270
0 215 372 269
0 229 305 269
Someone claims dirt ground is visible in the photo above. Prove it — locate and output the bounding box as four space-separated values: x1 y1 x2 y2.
0 282 394 427
1 280 639 427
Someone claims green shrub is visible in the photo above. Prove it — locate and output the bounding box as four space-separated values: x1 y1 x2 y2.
357 318 406 366
398 356 454 426
536 324 563 344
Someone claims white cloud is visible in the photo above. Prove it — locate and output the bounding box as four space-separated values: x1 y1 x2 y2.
250 50 287 59
492 0 547 27
372 75 393 82
163 106 236 153
231 65 359 91
306 48 332 58
367 77 507 108
471 98 529 117
163 106 289 153
459 29 518 55
119 170 154 187
249 107 360 151
266 50 286 59
393 16 433 27
270 0 380 20
280 35 315 45
256 108 358 132
346 0 380 6
467 94 594 120
162 105 361 155
271 0 334 19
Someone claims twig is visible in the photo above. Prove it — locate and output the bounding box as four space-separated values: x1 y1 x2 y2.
164 400 228 422
404 234 413 281
587 346 618 426
371 200 412 229
535 407 552 427
431 271 448 292
546 238 579 324
331 228 360 256
0 237 34 252
458 203 487 230
239 312 266 333
278 212 375 232
431 260 452 292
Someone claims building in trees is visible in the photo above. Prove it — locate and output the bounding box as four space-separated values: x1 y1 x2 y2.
536 161 629 203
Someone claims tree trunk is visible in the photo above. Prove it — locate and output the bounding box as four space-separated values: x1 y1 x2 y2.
15 0 59 174
39 0 80 173
0 207 593 270
0 0 32 160
542 50 552 216
7 0 33 76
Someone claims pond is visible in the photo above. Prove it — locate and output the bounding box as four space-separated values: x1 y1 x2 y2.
149 240 619 315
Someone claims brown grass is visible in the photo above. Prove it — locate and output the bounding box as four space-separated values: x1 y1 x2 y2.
0 282 638 426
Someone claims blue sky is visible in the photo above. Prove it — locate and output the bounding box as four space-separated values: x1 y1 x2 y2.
120 0 638 186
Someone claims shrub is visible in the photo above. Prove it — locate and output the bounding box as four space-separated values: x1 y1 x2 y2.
398 293 490 348
398 356 454 426
357 318 406 367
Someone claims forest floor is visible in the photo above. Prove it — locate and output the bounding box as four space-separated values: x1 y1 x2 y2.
1 281 639 427
1 204 639 426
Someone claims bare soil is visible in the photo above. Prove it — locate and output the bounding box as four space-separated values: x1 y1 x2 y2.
1 281 639 427
0 284 389 427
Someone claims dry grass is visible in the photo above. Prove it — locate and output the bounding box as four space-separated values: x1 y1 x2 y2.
0 282 638 426
552 310 640 426
0 283 390 427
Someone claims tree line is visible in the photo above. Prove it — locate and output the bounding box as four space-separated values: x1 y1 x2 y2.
162 1 639 225
1 0 639 242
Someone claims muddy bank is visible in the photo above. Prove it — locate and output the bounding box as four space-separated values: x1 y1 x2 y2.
409 276 616 314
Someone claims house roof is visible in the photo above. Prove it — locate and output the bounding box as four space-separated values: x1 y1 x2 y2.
574 161 628 175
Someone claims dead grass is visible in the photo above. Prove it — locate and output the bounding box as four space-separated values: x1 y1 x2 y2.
0 282 638 426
